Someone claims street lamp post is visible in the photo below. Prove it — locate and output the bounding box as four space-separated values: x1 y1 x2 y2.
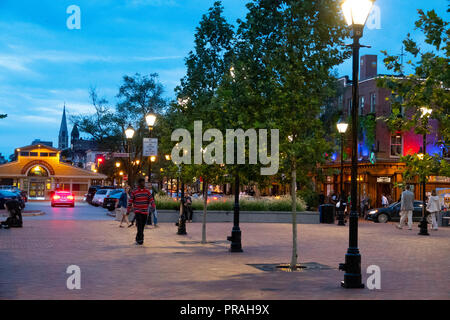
177 164 187 235
337 120 349 226
125 124 135 187
418 107 432 236
227 66 243 253
339 0 374 289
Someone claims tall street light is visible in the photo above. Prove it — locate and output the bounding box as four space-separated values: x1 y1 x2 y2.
125 124 135 187
418 107 432 236
337 119 349 226
227 65 243 253
339 0 374 289
146 113 157 187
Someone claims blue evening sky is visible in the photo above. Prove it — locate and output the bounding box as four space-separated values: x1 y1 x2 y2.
0 0 447 157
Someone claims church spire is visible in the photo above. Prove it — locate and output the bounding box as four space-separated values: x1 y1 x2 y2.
58 104 69 150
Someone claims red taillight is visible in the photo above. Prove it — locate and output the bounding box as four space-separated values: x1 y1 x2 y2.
53 195 61 200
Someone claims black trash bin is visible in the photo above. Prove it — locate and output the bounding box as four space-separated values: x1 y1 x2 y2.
320 204 335 224
442 211 450 227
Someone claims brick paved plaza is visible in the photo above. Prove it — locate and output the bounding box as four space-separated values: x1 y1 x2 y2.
0 218 449 300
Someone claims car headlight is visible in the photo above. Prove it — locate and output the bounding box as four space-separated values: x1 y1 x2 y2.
368 210 378 215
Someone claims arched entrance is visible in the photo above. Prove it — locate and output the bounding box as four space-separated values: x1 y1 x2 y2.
26 164 50 200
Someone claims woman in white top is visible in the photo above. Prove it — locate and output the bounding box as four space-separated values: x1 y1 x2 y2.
427 190 441 231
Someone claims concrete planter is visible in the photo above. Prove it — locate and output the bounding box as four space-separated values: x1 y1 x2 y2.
155 210 319 224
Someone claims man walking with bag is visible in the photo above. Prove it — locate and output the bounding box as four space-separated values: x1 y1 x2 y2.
128 178 156 245
397 185 414 230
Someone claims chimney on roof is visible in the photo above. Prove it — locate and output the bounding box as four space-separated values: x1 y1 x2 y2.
360 55 377 81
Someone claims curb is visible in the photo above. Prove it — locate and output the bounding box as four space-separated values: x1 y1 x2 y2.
0 210 45 217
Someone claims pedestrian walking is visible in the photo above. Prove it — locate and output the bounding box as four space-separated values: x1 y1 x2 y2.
186 193 193 222
127 178 156 245
148 189 158 228
427 190 441 231
381 194 389 208
397 185 414 230
361 193 369 219
118 187 131 228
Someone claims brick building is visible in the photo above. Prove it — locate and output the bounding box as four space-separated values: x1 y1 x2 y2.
321 55 449 208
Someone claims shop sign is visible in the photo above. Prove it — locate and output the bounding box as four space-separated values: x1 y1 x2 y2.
377 177 391 183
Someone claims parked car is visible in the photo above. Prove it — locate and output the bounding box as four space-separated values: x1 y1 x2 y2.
51 191 75 207
102 189 125 211
0 186 27 203
85 186 114 205
367 201 432 223
0 190 25 210
92 189 115 207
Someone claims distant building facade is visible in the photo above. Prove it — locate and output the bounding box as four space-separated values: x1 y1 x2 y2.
31 139 53 147
0 145 106 200
320 54 449 208
56 106 100 168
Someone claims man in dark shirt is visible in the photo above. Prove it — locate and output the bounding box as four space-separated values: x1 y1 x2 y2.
127 178 155 245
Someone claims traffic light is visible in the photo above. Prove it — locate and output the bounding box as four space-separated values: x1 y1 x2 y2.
96 155 105 168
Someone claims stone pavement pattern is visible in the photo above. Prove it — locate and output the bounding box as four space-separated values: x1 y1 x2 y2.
0 219 449 300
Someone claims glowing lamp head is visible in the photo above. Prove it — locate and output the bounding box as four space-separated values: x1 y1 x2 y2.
115 162 121 168
420 107 432 118
341 0 374 27
150 156 156 163
165 154 171 161
337 120 349 134
145 113 157 128
230 66 236 79
125 124 135 140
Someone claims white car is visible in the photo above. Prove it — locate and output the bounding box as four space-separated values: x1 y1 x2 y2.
91 189 115 207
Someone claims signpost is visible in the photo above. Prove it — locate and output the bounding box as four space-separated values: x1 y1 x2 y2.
143 138 158 157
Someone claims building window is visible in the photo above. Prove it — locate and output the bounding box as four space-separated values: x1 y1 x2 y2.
40 153 49 157
30 152 38 157
49 153 57 157
360 96 365 115
347 99 352 115
391 135 403 157
20 152 30 157
370 93 376 113
338 95 343 110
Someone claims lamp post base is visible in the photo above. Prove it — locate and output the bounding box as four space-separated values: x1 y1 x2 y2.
339 250 364 289
227 227 243 253
418 217 430 236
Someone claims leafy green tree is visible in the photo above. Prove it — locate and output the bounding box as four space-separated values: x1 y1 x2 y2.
0 114 6 119
174 1 235 243
233 0 349 269
116 73 167 185
378 9 450 181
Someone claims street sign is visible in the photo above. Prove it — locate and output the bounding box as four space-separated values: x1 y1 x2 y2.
112 153 130 158
143 138 158 157
123 175 129 181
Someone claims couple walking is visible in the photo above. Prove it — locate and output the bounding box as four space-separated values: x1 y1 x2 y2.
117 178 157 245
397 185 440 231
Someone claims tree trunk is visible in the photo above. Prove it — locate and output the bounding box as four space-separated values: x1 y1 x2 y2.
201 179 208 244
255 184 261 199
290 159 298 271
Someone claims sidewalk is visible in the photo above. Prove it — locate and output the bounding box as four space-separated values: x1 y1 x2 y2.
0 220 448 300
